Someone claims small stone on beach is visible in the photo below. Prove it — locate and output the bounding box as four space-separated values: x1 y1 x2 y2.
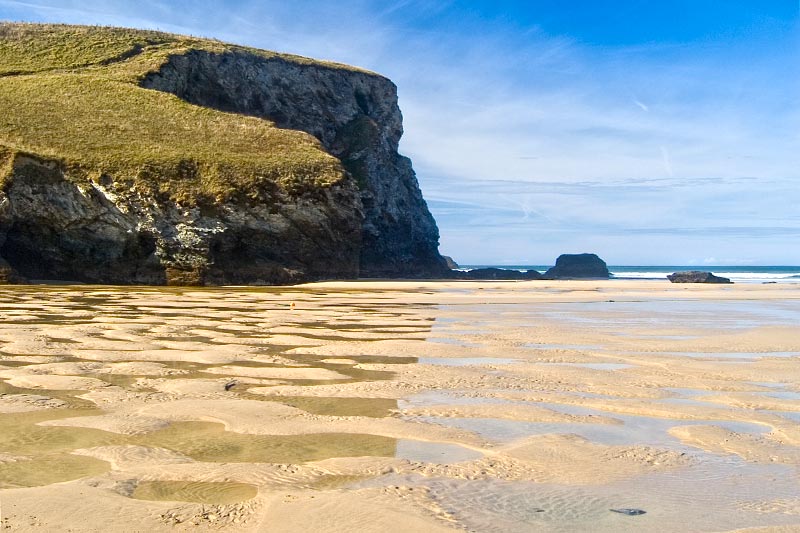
610 508 646 516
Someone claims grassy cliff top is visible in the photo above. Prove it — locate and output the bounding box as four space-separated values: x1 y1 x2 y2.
0 23 377 77
0 23 372 204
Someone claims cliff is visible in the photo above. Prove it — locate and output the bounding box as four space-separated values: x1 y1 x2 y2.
0 23 447 285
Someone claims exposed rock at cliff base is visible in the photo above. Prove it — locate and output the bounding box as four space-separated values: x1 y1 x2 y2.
544 253 610 279
0 150 362 285
0 257 26 284
667 271 733 284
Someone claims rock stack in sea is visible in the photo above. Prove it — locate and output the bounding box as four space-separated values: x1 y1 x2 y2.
544 253 610 279
667 271 733 284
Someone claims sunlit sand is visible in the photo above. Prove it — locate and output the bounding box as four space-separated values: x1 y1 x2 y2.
1 280 799 531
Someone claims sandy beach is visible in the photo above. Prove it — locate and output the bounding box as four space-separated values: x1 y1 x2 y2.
1 280 800 532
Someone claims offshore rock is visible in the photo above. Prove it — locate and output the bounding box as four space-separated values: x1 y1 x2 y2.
667 271 733 284
544 253 610 279
454 268 542 280
141 50 447 278
443 255 459 270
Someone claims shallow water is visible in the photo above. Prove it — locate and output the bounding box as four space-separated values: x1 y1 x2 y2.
420 456 800 533
761 390 800 401
0 408 118 487
417 408 770 449
131 480 258 505
250 396 398 418
0 380 96 409
0 453 110 489
395 440 482 463
137 422 397 463
774 411 800 423
409 395 770 452
661 351 799 359
424 337 481 348
0 408 399 488
530 300 800 330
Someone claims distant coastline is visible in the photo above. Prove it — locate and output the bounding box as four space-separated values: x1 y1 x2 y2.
457 265 800 284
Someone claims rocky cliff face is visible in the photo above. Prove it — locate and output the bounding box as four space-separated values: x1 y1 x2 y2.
141 50 447 278
0 152 362 285
0 27 447 285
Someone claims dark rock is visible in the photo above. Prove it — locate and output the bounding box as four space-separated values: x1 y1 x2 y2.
667 271 732 284
443 256 459 270
0 257 26 284
464 268 524 280
522 269 544 280
544 253 609 279
142 50 448 279
610 508 646 516
452 267 542 280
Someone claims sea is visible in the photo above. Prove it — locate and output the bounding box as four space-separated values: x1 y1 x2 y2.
459 265 800 284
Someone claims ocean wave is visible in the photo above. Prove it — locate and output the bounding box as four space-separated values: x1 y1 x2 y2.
715 272 800 280
611 271 673 279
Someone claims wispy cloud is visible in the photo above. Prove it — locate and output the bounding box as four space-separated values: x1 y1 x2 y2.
659 146 674 177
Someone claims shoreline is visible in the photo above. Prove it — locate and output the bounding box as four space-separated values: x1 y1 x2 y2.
5 267 800 289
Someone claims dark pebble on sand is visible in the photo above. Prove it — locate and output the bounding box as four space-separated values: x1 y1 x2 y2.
610 508 646 516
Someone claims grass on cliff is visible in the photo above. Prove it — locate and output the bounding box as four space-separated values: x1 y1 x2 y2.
0 23 369 204
0 24 173 75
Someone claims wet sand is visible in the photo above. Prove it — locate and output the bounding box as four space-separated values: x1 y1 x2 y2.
0 280 799 532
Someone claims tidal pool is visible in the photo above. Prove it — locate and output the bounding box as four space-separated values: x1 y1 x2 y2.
136 422 397 464
0 408 118 487
248 396 397 418
131 480 258 505
0 454 110 489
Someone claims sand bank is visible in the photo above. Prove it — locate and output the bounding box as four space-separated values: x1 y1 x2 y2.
1 280 799 531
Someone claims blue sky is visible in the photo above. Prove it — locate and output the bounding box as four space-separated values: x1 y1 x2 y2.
2 0 798 265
